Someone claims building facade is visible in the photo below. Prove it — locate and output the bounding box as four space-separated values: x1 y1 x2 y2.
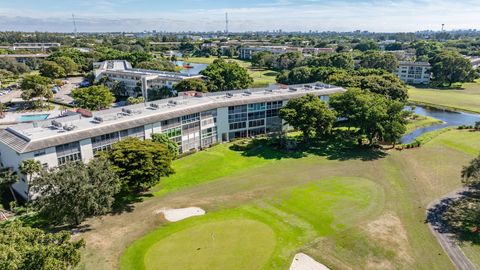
0 83 344 200
395 61 431 84
238 46 334 59
93 60 203 98
12 43 61 51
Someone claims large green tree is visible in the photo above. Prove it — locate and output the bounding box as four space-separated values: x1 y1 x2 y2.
102 138 175 192
19 159 42 200
359 51 399 72
279 94 337 141
54 56 78 75
20 74 53 107
0 168 19 203
151 133 179 159
135 60 176 72
429 50 476 86
174 79 208 93
39 61 66 79
71 85 115 110
200 59 253 92
0 220 84 270
32 157 121 226
359 74 408 101
330 89 408 145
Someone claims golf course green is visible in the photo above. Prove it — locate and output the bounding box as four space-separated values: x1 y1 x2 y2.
121 177 382 270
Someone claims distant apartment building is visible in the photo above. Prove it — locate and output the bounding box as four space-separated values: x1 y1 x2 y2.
93 60 202 99
0 83 344 200
239 46 334 59
467 56 480 69
12 43 61 51
395 61 431 84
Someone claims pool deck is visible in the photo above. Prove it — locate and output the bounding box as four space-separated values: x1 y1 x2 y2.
0 109 61 125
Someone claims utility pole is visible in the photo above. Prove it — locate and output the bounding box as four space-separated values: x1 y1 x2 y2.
225 12 229 34
72 13 78 37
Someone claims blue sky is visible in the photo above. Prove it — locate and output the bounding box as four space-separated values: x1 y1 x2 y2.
0 0 479 32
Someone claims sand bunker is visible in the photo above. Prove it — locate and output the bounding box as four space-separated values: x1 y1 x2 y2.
156 207 205 222
290 253 330 270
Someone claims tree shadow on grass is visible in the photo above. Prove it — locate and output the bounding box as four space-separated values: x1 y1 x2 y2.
426 190 480 245
235 136 387 162
111 192 154 215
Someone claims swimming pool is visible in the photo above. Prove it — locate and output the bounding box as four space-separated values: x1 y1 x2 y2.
17 114 50 122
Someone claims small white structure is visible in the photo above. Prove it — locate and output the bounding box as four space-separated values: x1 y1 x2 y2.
157 207 205 222
290 253 330 270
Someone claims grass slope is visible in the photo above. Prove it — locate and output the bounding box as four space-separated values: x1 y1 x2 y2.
409 81 480 113
405 114 443 134
79 130 480 270
122 177 382 270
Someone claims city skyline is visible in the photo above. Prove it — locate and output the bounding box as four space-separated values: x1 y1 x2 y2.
0 0 479 33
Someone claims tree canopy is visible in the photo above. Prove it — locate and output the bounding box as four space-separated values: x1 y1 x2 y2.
200 59 253 92
279 94 337 141
151 133 179 158
32 157 121 226
174 78 208 93
330 88 408 145
71 85 115 110
135 60 176 72
39 61 67 79
0 221 84 270
20 75 53 106
101 138 175 192
359 51 399 72
429 50 476 86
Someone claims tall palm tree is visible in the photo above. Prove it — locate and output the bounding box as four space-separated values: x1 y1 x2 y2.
0 168 19 204
19 159 42 201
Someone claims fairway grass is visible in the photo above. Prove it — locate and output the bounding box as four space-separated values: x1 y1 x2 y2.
180 56 278 87
80 130 480 270
122 177 382 270
144 219 276 270
409 82 480 113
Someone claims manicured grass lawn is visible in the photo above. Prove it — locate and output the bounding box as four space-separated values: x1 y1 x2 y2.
409 81 480 113
79 129 480 270
405 114 443 134
180 56 278 87
143 219 275 270
122 177 382 270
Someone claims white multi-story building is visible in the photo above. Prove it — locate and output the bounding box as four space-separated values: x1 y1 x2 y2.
93 60 203 99
12 43 61 51
239 46 334 59
0 83 344 200
395 61 431 84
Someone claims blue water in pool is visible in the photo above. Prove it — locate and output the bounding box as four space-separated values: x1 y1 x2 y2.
18 114 50 122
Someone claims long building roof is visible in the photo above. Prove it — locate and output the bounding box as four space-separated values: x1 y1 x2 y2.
0 83 345 154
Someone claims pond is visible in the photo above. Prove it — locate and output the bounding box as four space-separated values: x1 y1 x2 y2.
175 61 208 75
400 105 480 144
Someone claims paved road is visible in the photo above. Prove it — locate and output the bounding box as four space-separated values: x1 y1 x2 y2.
427 188 476 270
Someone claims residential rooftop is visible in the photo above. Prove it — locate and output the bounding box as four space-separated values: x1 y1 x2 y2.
93 60 202 80
1 83 345 153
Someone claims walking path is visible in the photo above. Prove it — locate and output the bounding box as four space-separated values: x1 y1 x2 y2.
426 188 476 270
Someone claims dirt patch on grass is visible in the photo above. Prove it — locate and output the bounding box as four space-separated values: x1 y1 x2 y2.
365 212 414 269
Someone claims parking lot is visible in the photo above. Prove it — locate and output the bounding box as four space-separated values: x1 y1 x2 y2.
0 76 84 104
